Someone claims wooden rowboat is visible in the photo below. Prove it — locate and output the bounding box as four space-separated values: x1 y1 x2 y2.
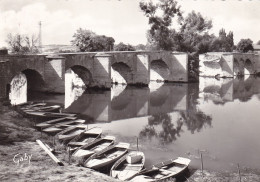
73 135 116 161
42 125 71 134
22 105 61 112
110 151 145 181
24 111 76 118
83 142 130 170
67 127 102 152
36 117 78 128
57 124 88 142
129 157 191 182
41 119 85 134
17 102 46 108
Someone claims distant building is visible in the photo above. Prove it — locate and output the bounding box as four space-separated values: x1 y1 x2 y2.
253 44 260 54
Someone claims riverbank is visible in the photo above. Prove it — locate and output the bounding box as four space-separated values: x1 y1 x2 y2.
0 102 259 182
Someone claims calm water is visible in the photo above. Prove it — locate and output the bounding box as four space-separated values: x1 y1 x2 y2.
11 75 260 172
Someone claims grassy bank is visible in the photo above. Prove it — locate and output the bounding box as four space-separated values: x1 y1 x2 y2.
0 102 119 182
0 102 259 182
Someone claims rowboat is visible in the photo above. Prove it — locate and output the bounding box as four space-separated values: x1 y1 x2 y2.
129 157 191 182
73 136 116 160
17 102 47 108
41 119 85 134
67 127 102 152
36 117 78 128
22 105 61 112
24 111 76 118
83 142 130 170
42 125 71 134
57 124 88 142
110 151 145 181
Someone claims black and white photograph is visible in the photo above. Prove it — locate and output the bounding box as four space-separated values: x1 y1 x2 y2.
0 0 260 181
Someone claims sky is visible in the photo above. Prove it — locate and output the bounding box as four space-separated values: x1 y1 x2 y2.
0 0 260 47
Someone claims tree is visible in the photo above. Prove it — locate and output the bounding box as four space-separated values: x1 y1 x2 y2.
257 40 260 45
179 11 213 53
114 42 135 51
71 28 115 52
139 0 182 50
210 28 234 52
134 44 146 50
5 33 39 54
236 39 254 53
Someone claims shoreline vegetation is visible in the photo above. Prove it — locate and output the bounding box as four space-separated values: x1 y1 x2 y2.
0 101 259 182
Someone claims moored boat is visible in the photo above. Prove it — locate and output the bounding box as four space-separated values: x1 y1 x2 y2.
110 150 145 181
129 157 191 182
41 119 85 135
36 117 79 128
57 124 88 142
24 111 76 118
83 142 130 170
22 105 61 112
73 135 116 161
67 127 102 152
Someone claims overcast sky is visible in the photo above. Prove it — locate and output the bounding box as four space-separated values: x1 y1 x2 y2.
0 0 259 47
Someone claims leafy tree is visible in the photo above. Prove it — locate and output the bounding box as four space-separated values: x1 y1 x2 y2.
5 33 39 54
257 40 260 45
210 28 234 52
139 0 182 50
179 11 213 53
134 44 146 51
71 28 115 52
114 42 135 51
236 38 254 53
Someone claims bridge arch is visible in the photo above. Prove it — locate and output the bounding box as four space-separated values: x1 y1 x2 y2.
111 62 132 85
66 65 93 87
9 69 44 105
22 69 45 91
150 59 170 82
244 59 254 75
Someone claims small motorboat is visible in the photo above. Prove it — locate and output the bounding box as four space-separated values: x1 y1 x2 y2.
129 157 191 182
73 135 116 161
36 117 79 128
83 142 130 170
67 127 102 152
57 124 88 142
110 150 145 181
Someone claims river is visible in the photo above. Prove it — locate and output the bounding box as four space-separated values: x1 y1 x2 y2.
8 75 260 173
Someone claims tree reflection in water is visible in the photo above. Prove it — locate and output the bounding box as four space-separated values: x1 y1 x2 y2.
181 111 212 134
139 83 213 144
139 113 183 144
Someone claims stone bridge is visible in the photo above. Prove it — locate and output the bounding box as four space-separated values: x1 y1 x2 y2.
199 52 260 77
0 51 188 98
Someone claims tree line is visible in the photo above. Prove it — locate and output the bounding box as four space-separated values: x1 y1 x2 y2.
3 0 257 55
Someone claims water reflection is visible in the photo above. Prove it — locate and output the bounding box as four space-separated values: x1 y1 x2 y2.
139 113 184 144
199 76 260 104
65 82 189 123
7 71 260 171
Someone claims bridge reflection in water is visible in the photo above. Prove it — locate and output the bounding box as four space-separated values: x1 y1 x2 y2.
7 75 260 172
